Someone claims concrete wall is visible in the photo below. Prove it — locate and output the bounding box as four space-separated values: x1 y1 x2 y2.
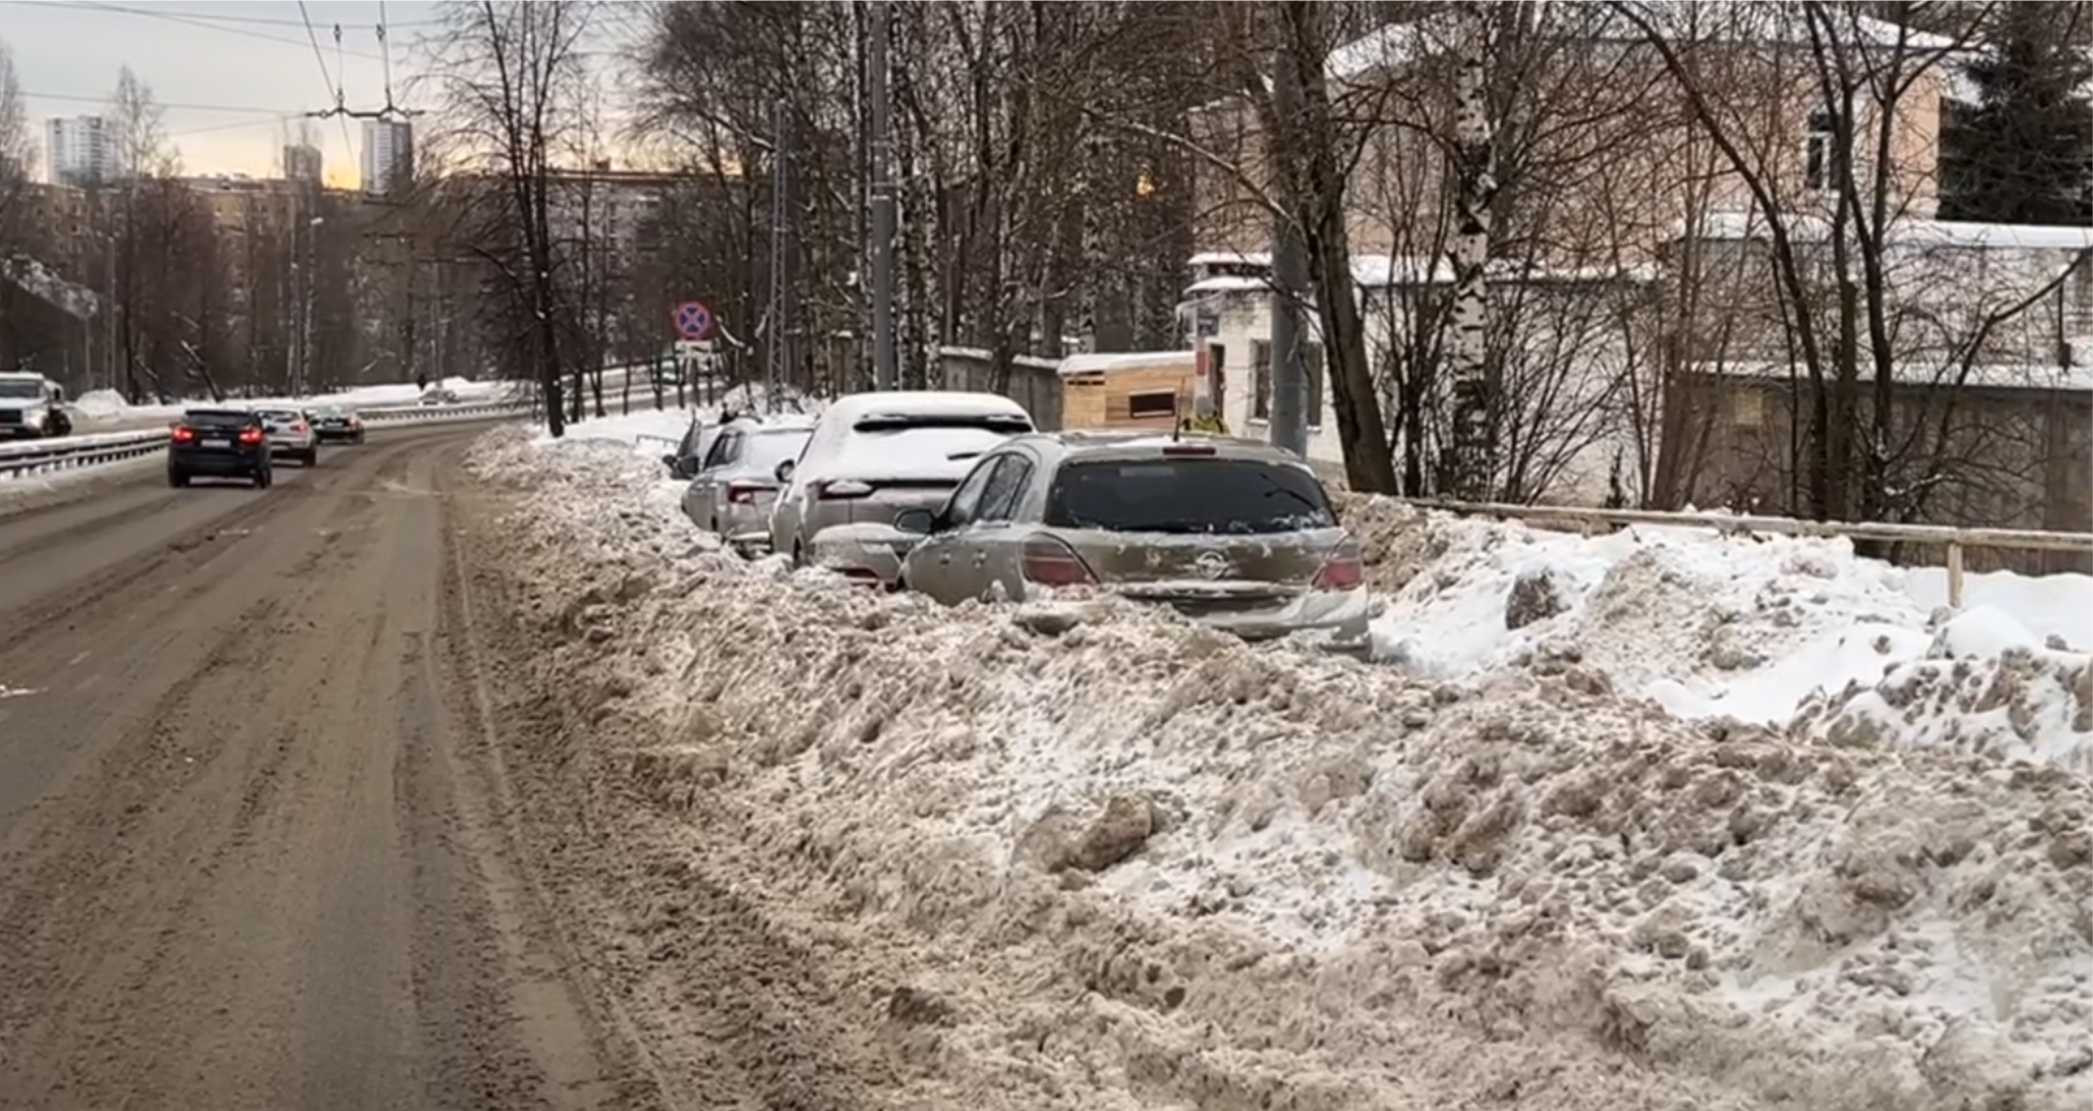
936 347 1064 431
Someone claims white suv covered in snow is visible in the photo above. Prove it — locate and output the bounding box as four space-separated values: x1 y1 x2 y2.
766 391 1033 573
0 373 73 439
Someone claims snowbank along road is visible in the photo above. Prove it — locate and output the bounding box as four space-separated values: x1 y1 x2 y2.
451 421 2093 1111
4 408 2089 1110
0 424 665 1109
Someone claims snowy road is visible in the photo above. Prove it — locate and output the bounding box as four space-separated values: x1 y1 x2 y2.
0 424 664 1109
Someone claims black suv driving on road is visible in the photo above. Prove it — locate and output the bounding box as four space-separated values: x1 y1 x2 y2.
169 409 273 489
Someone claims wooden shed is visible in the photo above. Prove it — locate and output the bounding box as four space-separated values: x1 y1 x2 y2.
1057 351 1198 431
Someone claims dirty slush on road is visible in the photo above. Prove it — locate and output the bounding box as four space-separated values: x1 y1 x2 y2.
458 425 2093 1111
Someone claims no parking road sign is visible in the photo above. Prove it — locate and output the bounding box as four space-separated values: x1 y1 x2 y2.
671 300 718 342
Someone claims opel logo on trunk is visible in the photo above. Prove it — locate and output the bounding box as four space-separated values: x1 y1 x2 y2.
1193 550 1229 580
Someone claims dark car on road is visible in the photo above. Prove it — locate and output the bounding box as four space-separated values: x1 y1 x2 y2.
310 405 365 444
168 408 273 488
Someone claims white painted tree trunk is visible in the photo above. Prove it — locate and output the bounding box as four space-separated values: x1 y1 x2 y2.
1447 10 1495 498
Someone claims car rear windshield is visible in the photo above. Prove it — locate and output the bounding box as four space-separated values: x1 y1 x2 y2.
0 380 41 399
1044 458 1336 535
257 409 300 420
185 410 256 428
746 429 810 470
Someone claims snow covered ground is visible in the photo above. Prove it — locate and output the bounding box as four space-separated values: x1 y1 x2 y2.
472 427 2093 1110
1355 498 2092 772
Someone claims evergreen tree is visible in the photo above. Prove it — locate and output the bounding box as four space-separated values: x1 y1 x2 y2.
1942 3 2093 224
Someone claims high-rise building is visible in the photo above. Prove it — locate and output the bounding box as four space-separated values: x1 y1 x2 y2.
45 116 122 186
284 143 323 185
360 120 414 197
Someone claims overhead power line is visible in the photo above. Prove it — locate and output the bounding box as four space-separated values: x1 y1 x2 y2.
295 0 357 159
0 0 387 61
23 90 289 116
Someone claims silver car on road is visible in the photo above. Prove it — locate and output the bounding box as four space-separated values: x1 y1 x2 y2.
767 391 1033 572
680 415 815 552
894 433 1370 648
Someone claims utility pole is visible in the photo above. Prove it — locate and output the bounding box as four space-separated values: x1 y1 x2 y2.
869 1 897 391
1267 37 1309 459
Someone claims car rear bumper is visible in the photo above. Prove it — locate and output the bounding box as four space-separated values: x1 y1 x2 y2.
169 449 267 474
1114 583 1374 650
314 427 361 441
807 523 916 585
269 439 316 454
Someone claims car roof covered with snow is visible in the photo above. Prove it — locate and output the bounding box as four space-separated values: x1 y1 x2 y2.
821 390 1030 426
792 391 1034 485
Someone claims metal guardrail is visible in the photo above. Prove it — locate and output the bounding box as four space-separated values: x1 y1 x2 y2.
359 399 537 423
1406 497 2093 607
0 429 171 478
0 400 537 481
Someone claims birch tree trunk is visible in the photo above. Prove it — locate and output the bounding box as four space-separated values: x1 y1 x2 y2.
1445 8 1495 498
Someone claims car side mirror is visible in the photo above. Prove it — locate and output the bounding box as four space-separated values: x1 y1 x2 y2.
893 508 935 535
660 453 679 473
773 458 796 484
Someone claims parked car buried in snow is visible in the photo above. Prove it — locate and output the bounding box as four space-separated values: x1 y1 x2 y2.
766 390 1034 572
678 414 815 553
893 433 1370 650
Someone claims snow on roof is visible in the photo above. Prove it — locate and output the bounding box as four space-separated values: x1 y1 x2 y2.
936 345 1060 371
1184 252 1656 295
1183 274 1272 296
820 390 1031 422
1697 358 2093 392
1188 250 1273 269
1319 8 1959 86
1691 210 2093 251
1056 351 1195 380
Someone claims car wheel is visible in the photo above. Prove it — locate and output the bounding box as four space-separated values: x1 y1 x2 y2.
791 541 804 569
255 467 272 489
168 469 188 488
303 448 318 467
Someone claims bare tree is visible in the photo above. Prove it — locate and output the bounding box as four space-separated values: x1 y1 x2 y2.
426 0 599 437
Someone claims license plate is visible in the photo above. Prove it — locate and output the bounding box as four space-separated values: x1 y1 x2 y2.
203 437 232 448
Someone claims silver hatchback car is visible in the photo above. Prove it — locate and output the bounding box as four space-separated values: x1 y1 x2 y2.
894 433 1369 648
680 416 815 552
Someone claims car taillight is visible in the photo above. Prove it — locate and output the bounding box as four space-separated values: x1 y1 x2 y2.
1021 535 1094 586
726 481 769 505
238 426 265 445
292 422 308 433
171 425 196 443
818 479 873 500
1313 542 1364 590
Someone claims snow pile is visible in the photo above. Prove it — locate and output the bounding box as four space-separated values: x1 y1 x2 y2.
467 427 2093 1111
1794 607 2093 772
532 407 695 450
71 389 132 418
1351 495 2092 767
1363 503 1930 718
